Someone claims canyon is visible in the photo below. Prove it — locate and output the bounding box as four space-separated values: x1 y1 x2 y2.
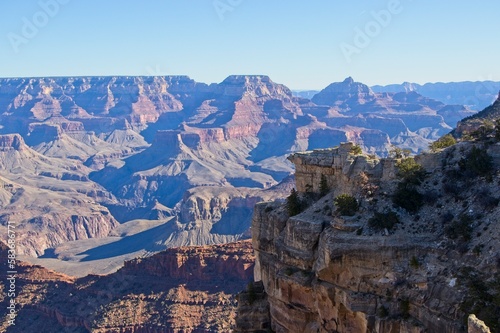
237 120 500 332
0 77 498 332
0 240 254 332
0 75 479 272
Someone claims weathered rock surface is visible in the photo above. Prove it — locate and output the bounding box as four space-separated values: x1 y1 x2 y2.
0 240 254 332
469 315 492 333
0 134 118 256
240 141 500 332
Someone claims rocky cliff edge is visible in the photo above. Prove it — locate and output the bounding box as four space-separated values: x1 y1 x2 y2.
238 142 500 332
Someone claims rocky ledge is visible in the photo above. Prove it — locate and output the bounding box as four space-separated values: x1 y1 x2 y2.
237 142 500 332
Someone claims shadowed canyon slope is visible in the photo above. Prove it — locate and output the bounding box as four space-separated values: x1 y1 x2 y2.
0 75 477 265
0 240 254 332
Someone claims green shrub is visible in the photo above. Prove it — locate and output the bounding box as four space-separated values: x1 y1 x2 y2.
264 206 274 213
247 281 256 304
368 211 399 231
429 134 457 152
396 158 426 185
350 145 362 155
459 146 493 177
378 305 389 318
458 268 500 331
319 174 329 197
470 121 495 141
410 256 420 269
286 188 303 216
496 119 500 142
334 194 359 216
393 182 424 213
389 146 410 158
399 298 410 319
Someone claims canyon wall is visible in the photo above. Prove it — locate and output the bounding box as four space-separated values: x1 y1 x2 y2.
238 142 500 332
0 241 254 332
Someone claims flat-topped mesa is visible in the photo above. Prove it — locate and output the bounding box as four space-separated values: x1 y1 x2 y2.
25 123 62 146
287 142 394 196
152 130 201 150
122 240 254 286
0 133 26 151
180 124 227 144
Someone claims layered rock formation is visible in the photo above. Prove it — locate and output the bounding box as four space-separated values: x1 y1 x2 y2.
0 75 478 265
0 134 118 256
239 141 500 332
0 241 254 332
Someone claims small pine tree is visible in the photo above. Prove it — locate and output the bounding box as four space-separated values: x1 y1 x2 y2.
396 158 426 185
286 188 302 216
319 175 329 197
334 194 359 216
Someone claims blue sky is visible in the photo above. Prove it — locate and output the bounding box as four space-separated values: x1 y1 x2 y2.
1 0 499 89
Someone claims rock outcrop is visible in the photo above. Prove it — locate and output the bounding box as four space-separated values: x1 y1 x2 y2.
455 91 500 137
0 241 254 332
468 315 492 333
238 141 500 332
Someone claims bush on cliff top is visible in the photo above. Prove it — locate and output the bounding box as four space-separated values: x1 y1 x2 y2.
334 194 359 216
429 134 456 152
396 158 426 185
368 211 399 231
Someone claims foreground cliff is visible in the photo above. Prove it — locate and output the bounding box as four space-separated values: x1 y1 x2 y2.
238 141 500 332
0 241 254 332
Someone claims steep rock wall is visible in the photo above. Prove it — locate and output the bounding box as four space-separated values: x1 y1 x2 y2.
242 142 500 333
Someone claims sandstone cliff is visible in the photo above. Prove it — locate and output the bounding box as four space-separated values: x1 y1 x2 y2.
0 241 254 332
238 142 500 332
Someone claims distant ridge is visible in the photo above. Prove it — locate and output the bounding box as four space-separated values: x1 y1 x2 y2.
372 80 500 110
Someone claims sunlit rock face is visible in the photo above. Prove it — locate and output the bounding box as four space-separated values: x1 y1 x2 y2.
240 141 500 333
